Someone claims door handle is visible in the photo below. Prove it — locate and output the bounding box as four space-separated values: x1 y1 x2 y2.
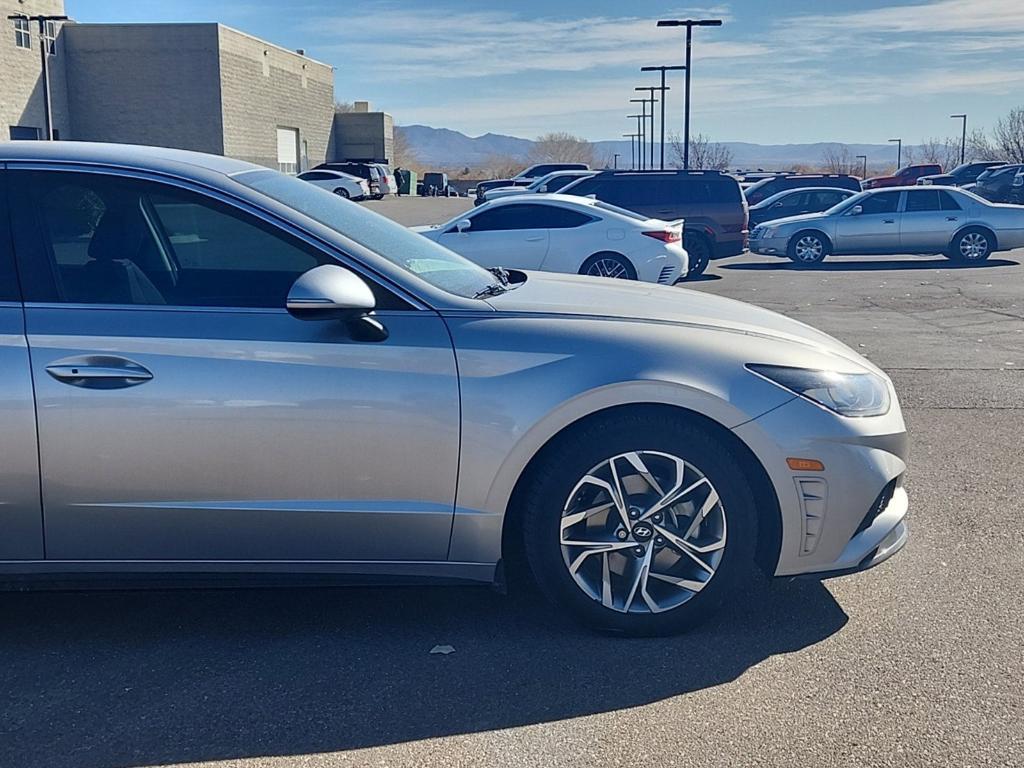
883 219 895 224
45 356 153 389
524 236 545 242
946 216 958 221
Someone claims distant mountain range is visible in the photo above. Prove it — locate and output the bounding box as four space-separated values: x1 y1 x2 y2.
398 124 910 172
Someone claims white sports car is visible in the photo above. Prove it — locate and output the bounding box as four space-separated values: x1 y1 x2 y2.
414 194 688 284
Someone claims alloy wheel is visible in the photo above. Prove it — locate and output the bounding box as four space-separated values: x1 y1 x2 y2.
559 450 727 614
959 232 989 260
793 235 824 262
586 258 629 279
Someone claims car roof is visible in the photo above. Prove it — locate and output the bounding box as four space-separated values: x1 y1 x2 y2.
483 192 600 208
0 140 259 177
755 187 856 204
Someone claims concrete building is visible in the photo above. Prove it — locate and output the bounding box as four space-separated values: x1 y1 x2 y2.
1 0 71 140
333 101 395 164
1 1 386 171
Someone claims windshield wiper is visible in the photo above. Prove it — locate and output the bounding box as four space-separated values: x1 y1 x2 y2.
488 266 510 286
473 282 508 299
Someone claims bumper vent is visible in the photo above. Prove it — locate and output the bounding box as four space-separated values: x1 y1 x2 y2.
796 477 828 556
855 476 901 536
658 266 675 284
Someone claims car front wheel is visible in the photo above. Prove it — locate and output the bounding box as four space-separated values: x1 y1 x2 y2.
522 411 757 636
787 231 829 265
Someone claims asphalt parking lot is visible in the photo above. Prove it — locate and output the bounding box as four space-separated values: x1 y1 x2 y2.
2 196 1022 768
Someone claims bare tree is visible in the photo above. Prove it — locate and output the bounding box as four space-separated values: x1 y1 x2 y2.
820 143 859 174
915 137 961 170
667 131 733 171
993 106 1024 163
966 128 1000 161
390 127 419 170
480 154 526 179
527 132 595 165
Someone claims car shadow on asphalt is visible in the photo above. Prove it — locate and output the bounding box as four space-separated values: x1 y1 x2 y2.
722 257 1019 272
0 573 846 767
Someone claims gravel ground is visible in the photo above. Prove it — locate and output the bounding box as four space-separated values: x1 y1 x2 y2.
2 197 1022 767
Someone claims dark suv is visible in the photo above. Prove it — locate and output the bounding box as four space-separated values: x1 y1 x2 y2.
973 164 1024 203
917 161 1006 187
743 174 862 205
559 170 747 276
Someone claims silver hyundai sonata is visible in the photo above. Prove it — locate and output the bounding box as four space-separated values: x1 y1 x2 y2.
0 143 908 635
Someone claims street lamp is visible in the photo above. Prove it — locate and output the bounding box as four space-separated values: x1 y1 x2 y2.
951 114 967 166
628 116 644 169
657 18 723 169
8 13 68 140
635 86 660 170
629 101 647 170
888 138 902 169
855 154 868 178
642 65 686 169
612 152 621 170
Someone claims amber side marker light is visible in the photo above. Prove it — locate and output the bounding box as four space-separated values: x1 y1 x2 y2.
787 458 825 472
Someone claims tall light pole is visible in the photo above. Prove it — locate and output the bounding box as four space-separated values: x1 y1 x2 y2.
856 154 868 178
8 13 68 140
889 138 902 169
951 114 967 166
612 152 621 170
629 101 647 170
628 115 644 169
635 87 660 170
642 65 685 169
657 18 723 169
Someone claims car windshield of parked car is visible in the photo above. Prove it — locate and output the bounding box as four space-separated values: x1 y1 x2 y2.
234 170 496 298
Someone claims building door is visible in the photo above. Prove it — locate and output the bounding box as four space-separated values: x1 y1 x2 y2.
277 127 300 174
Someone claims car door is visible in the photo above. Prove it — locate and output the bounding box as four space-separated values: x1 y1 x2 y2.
833 191 902 253
10 167 460 563
0 167 44 560
433 204 550 269
900 189 961 252
770 190 811 219
534 206 599 273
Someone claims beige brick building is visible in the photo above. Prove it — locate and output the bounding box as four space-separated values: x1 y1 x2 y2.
0 0 382 171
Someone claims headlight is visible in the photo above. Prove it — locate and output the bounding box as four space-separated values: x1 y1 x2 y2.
762 226 780 239
747 364 890 417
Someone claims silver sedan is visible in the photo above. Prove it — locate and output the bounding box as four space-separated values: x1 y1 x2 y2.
750 186 1024 265
0 142 908 636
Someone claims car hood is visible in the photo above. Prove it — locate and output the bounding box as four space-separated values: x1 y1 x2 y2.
482 272 875 368
410 224 442 235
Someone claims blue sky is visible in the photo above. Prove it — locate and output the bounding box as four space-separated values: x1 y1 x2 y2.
68 0 1024 145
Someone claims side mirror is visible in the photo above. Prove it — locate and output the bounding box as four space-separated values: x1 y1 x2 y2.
455 218 472 233
848 204 863 216
538 184 548 192
287 265 387 340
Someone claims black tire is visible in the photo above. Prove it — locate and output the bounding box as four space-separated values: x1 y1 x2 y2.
372 194 384 201
521 410 758 636
683 232 711 277
332 187 351 199
579 252 638 280
947 227 993 263
787 230 830 265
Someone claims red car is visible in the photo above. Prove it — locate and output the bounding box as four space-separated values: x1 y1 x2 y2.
862 163 942 190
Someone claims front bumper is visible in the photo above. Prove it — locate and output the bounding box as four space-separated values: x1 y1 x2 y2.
749 235 790 256
732 392 909 578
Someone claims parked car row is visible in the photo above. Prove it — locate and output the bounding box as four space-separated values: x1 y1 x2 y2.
0 141 911 637
313 161 396 199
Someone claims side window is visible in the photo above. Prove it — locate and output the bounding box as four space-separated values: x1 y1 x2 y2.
905 190 942 212
861 192 901 215
563 178 599 198
781 191 808 208
17 171 336 308
0 174 19 301
299 172 332 181
813 191 846 208
939 191 963 211
536 207 593 229
468 204 548 232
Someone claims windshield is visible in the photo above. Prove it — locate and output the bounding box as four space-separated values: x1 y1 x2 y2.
823 190 870 215
234 169 496 299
